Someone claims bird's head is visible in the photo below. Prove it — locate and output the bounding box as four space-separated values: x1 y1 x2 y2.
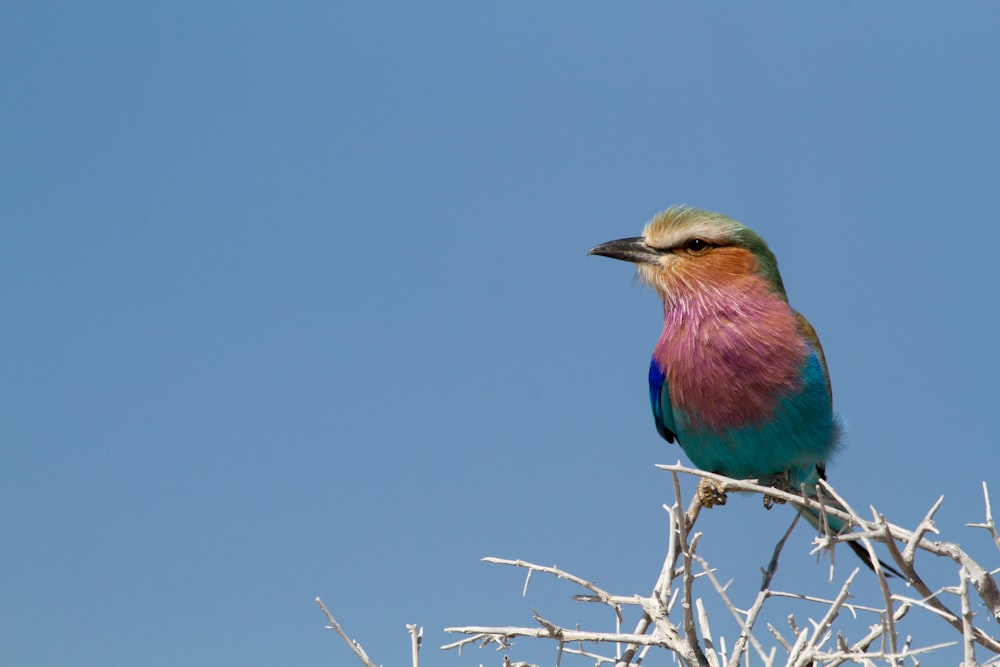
588 206 787 303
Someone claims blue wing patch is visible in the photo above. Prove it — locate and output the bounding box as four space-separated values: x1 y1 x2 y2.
648 358 677 443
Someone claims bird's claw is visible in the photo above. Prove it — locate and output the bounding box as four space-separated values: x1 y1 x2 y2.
763 473 794 510
697 478 728 508
763 494 787 510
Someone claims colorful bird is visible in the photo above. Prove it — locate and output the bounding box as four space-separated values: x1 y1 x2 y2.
589 206 896 575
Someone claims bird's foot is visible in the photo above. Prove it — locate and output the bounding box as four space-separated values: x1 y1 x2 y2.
697 478 728 508
763 473 794 510
763 494 787 510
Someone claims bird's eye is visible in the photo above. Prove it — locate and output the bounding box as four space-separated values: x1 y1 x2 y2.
684 238 712 255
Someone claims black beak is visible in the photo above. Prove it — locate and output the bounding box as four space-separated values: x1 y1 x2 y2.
588 237 660 265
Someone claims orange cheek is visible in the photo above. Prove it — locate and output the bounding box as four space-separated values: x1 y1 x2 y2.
699 247 758 276
666 248 759 290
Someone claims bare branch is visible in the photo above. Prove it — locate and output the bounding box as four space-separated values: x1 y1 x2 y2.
665 462 1000 640
483 557 623 624
807 567 859 658
444 625 687 646
960 568 976 667
692 552 771 667
315 597 379 667
902 495 944 565
967 482 1000 552
616 478 700 667
761 512 800 591
362 464 1000 667
406 624 422 667
672 471 710 667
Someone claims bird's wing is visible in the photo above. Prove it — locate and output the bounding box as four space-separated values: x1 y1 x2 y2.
648 358 678 443
794 311 832 401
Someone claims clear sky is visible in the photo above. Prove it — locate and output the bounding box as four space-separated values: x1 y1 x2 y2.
3 3 999 666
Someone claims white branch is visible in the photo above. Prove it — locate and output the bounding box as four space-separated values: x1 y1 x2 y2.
324 465 1000 667
315 597 379 667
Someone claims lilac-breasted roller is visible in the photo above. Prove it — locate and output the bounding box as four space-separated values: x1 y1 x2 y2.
590 206 896 575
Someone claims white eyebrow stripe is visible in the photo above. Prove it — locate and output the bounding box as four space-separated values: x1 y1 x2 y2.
647 220 735 249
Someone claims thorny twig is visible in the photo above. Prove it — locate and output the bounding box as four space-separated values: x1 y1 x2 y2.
320 466 1000 666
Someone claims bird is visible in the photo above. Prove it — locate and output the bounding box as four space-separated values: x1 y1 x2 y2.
589 205 898 576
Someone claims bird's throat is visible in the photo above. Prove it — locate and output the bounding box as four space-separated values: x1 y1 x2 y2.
653 288 810 432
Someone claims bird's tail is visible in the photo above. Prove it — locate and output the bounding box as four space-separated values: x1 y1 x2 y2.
794 467 903 578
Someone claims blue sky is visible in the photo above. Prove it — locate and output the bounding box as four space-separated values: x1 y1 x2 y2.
3 3 999 666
